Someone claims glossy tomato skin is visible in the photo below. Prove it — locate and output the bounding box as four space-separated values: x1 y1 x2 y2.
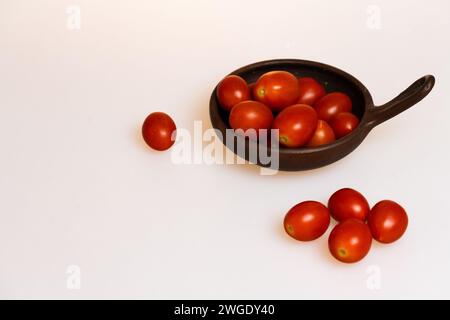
229 100 274 133
272 104 318 148
297 77 326 106
328 219 372 263
331 112 360 138
142 112 177 151
314 92 352 122
253 71 299 112
284 201 330 241
307 120 336 147
368 200 408 244
328 188 370 222
216 75 250 111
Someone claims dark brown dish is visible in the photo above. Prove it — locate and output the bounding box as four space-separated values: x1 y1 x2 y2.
209 59 435 171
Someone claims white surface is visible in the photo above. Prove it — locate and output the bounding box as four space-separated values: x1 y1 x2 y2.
1 0 450 299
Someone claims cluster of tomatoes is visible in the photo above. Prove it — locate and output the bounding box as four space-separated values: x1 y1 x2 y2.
283 188 408 263
140 79 410 266
217 71 359 147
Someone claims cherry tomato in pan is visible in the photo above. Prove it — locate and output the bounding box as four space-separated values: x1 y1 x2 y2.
229 100 274 133
307 120 336 147
272 104 318 148
328 219 372 263
328 188 370 222
216 75 250 111
142 112 176 151
253 71 299 112
314 92 352 122
284 201 330 241
297 77 326 106
331 112 359 138
368 200 408 244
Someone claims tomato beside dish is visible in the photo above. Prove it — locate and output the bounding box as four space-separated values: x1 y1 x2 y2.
328 219 372 263
368 200 408 244
328 188 370 222
142 112 177 151
284 201 330 241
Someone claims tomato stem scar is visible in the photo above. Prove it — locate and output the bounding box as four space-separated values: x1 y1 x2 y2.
279 136 288 145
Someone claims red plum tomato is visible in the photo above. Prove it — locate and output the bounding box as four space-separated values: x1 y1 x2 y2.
229 100 274 134
331 112 359 138
272 104 318 148
216 75 250 111
328 219 372 263
307 120 336 147
328 188 370 222
297 77 326 106
142 112 176 151
314 92 352 122
284 201 331 241
253 71 299 112
368 200 408 244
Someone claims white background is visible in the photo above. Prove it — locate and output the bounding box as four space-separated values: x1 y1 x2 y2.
1 0 449 299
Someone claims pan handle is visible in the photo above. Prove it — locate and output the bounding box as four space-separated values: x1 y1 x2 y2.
366 75 435 128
